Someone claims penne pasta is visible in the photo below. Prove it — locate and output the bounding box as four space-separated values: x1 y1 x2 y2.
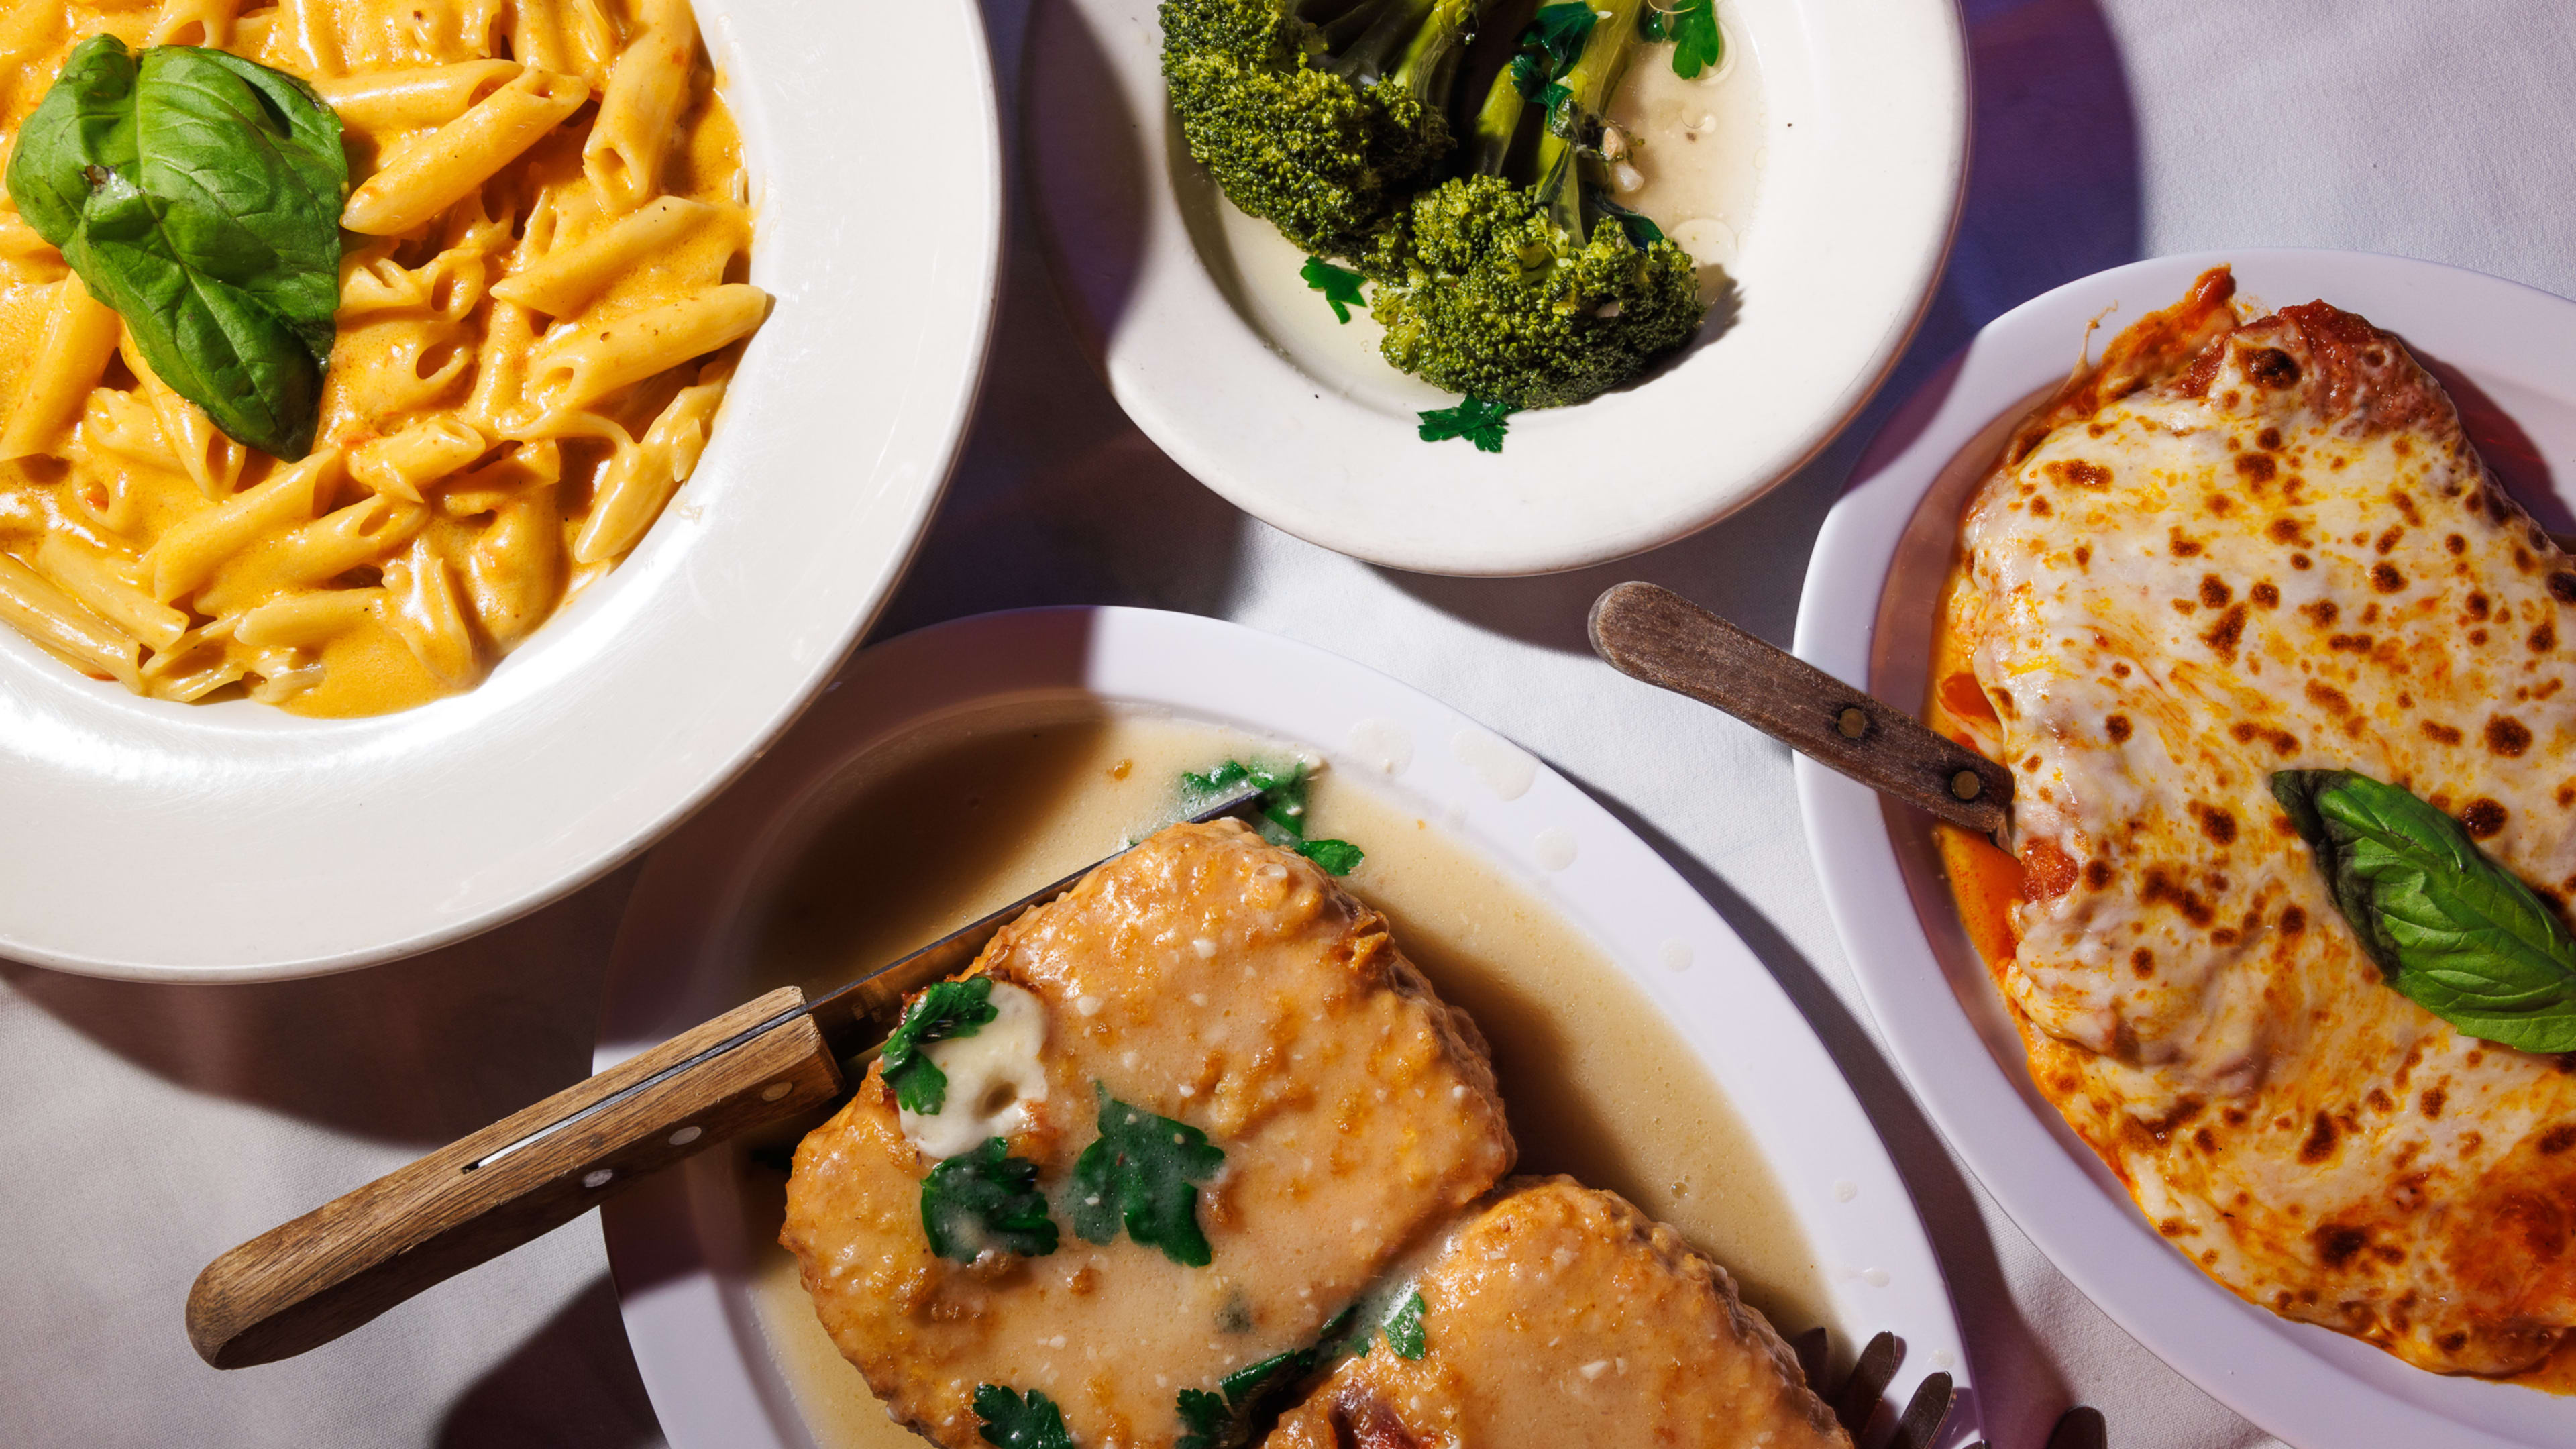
341 68 590 235
349 416 488 502
0 280 122 462
0 553 140 686
528 283 767 413
582 0 694 213
197 493 425 616
574 378 722 564
0 0 761 714
310 59 520 131
382 536 476 685
143 449 338 604
34 533 189 652
233 587 384 649
490 196 718 316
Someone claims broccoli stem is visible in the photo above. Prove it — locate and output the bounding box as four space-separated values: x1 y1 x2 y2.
1466 52 1527 177
1534 0 1644 239
1320 0 1475 95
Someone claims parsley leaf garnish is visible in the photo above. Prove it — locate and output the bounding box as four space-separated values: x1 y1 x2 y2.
883 976 1000 1114
1294 839 1365 876
1383 1291 1427 1360
922 1138 1060 1262
1072 1085 1226 1266
1299 256 1367 324
1417 395 1519 453
1667 0 1723 78
1175 1387 1230 1449
1181 759 1363 874
1638 3 1668 41
1190 1306 1358 1445
975 1384 1075 1449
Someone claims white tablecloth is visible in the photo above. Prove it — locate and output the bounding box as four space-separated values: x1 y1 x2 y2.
10 1 2575 1444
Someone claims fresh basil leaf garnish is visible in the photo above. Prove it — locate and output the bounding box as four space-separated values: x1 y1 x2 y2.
884 977 1000 1115
1299 256 1367 324
1071 1084 1226 1266
2273 769 2576 1053
973 1383 1075 1449
1382 1290 1427 1360
921 1137 1060 1262
7 36 346 460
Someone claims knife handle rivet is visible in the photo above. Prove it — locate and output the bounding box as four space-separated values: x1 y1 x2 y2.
1951 770 1983 801
582 1168 614 1189
760 1081 792 1102
1837 706 1868 740
667 1125 703 1147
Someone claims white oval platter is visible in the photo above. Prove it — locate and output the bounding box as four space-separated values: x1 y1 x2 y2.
1020 0 1967 576
1795 248 2576 1449
598 605 1982 1448
0 0 1004 980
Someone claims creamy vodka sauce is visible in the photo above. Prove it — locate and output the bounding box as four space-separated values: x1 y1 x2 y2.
735 704 1825 1448
1205 2 1765 408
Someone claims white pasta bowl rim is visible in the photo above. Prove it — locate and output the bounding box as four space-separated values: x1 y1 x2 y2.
0 0 1006 981
1794 248 2576 1448
596 604 1984 1448
1022 0 1970 576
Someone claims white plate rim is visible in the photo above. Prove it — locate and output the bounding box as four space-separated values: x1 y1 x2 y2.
1021 0 1969 576
1793 247 2576 1448
597 604 1984 1448
0 0 1006 981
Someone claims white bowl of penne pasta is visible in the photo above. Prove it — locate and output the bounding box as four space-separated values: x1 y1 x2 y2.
0 0 1004 977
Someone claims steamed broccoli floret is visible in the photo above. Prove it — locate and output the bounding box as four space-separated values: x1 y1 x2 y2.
1365 0 1705 409
1162 0 1489 260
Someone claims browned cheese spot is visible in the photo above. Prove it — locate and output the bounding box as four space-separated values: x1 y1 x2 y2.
2202 604 2249 661
2200 575 2233 608
2292 552 2312 570
2074 544 2092 566
2422 720 2463 746
2299 1112 2340 1165
2487 715 2534 757
2234 453 2278 484
2193 802 2239 845
2047 458 2113 489
2084 859 2115 889
2307 682 2353 715
2461 798 2508 839
2447 533 2467 555
2257 427 2283 450
2279 904 2306 934
2140 865 2216 926
2171 528 2205 559
2422 1087 2447 1119
2105 714 2133 743
2371 561 2406 594
2267 517 2306 545
2251 581 2280 608
2243 346 2302 389
2552 570 2576 603
2535 621 2559 653
2375 527 2405 555
2467 591 2493 621
2301 599 2340 628
2540 1124 2576 1155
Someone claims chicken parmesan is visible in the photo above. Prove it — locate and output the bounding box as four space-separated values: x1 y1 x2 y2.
1929 266 2576 1377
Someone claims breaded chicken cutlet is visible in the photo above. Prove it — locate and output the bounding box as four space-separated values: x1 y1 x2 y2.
780 819 1517 1449
1265 1178 1850 1449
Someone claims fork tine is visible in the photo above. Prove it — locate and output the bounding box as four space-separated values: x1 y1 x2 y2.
1833 1330 1902 1437
1886 1370 1953 1449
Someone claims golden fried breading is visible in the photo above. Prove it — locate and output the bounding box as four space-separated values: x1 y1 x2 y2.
1264 1178 1848 1449
780 819 1515 1448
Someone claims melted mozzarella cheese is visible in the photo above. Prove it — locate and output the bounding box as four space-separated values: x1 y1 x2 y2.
1939 284 2576 1377
898 981 1049 1161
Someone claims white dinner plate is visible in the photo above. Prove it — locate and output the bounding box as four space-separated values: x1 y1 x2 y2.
1020 0 1966 576
598 606 1981 1448
0 0 1004 980
1794 249 2576 1449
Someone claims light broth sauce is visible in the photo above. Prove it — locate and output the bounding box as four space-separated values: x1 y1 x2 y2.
737 705 1826 1446
1210 4 1765 409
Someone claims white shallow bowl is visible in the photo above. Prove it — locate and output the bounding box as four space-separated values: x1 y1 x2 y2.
0 0 1004 981
1794 249 2576 1449
1022 0 1967 575
598 606 1982 1448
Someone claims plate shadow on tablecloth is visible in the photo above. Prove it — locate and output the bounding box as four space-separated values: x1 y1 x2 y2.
433 1275 662 1448
1379 0 2145 639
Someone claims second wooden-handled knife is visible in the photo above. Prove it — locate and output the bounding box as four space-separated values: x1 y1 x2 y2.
184 782 1271 1371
